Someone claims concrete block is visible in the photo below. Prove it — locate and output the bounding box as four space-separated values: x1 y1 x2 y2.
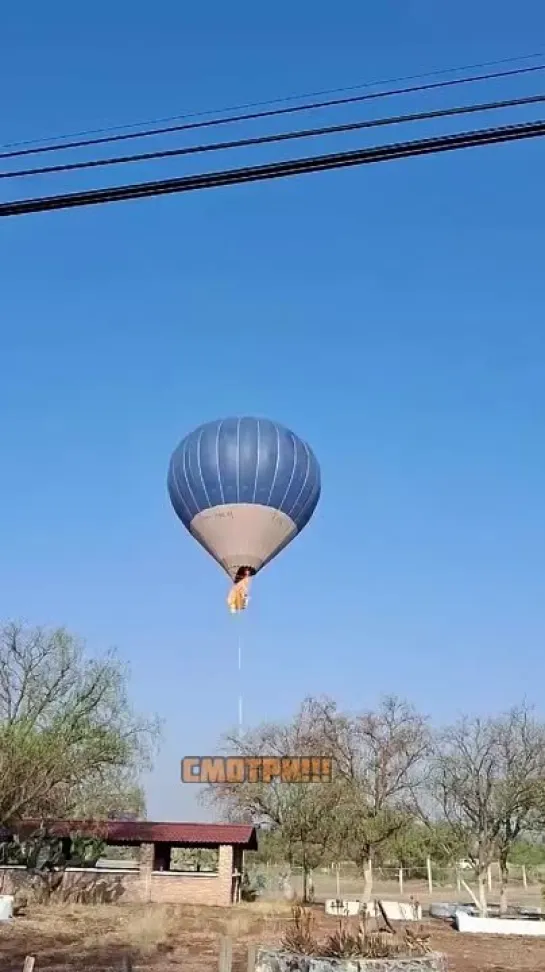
380 901 422 922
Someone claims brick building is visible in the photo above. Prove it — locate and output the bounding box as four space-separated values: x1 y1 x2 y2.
0 819 258 907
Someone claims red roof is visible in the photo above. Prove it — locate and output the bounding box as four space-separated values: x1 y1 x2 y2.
9 819 257 849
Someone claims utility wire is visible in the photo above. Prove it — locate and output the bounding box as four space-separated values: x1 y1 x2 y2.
3 48 545 150
1 62 544 163
1 118 543 219
3 91 544 181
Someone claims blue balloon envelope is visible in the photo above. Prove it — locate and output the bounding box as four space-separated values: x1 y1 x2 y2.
167 417 321 597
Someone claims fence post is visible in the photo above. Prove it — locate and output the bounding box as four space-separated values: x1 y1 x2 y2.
426 857 433 895
219 937 233 972
487 865 492 892
456 867 461 893
23 959 35 972
335 863 341 899
522 865 528 889
247 944 256 972
398 867 403 895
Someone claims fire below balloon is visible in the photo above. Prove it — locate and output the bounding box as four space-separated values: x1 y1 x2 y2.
227 573 251 613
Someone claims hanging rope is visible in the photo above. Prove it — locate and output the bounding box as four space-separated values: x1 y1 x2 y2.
226 569 252 734
237 625 243 735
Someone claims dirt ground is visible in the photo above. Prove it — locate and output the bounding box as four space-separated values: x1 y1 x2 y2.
1 902 545 972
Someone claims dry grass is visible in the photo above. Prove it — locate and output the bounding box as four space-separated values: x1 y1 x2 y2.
0 901 545 971
235 900 293 915
118 907 174 956
0 901 289 972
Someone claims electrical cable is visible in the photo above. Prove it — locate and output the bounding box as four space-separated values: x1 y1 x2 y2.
1 62 544 163
3 91 544 181
1 118 543 219
3 48 544 150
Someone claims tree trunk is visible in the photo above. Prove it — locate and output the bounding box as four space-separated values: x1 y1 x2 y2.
477 867 488 918
499 857 509 916
302 866 309 903
363 854 373 902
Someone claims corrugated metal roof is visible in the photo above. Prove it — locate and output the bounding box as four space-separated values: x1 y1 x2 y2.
5 819 258 849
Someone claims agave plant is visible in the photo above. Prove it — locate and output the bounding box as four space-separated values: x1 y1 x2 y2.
282 903 430 960
322 919 360 958
281 904 318 955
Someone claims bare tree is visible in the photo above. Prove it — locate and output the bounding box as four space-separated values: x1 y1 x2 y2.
208 696 429 902
0 621 161 824
204 706 343 901
429 703 545 915
307 696 430 899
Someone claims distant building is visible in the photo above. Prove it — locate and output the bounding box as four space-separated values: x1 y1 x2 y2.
0 819 258 906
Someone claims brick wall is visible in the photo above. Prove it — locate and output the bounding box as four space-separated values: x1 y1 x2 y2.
147 844 233 906
0 867 141 903
0 842 236 907
148 872 224 904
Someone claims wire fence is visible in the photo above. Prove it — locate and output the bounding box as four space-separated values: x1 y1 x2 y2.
248 860 545 907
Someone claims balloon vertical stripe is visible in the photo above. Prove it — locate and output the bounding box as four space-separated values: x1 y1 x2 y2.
168 416 321 585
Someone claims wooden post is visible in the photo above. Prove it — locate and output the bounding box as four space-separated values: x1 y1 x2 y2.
398 866 403 895
522 865 528 889
335 862 341 899
23 959 35 972
377 898 395 934
144 865 151 903
121 956 132 972
219 936 233 972
460 877 483 915
247 944 256 972
487 864 492 892
456 867 461 893
426 857 433 895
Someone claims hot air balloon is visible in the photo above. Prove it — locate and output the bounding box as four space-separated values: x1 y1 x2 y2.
167 416 321 612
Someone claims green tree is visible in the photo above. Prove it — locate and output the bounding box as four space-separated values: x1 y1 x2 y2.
0 621 160 824
508 838 545 868
387 819 470 870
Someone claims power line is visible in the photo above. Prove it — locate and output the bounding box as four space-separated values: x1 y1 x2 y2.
1 118 543 219
4 91 544 182
2 62 544 164
3 48 545 150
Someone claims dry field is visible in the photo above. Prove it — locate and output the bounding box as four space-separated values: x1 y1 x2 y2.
1 902 545 972
259 866 545 912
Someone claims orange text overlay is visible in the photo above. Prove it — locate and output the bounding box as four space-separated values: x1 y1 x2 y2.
181 756 334 784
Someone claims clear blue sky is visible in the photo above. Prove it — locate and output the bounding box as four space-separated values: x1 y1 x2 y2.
1 1 544 820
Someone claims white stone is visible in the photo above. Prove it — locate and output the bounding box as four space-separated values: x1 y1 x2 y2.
0 896 13 921
455 910 545 937
380 901 422 922
325 899 377 917
325 899 359 916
